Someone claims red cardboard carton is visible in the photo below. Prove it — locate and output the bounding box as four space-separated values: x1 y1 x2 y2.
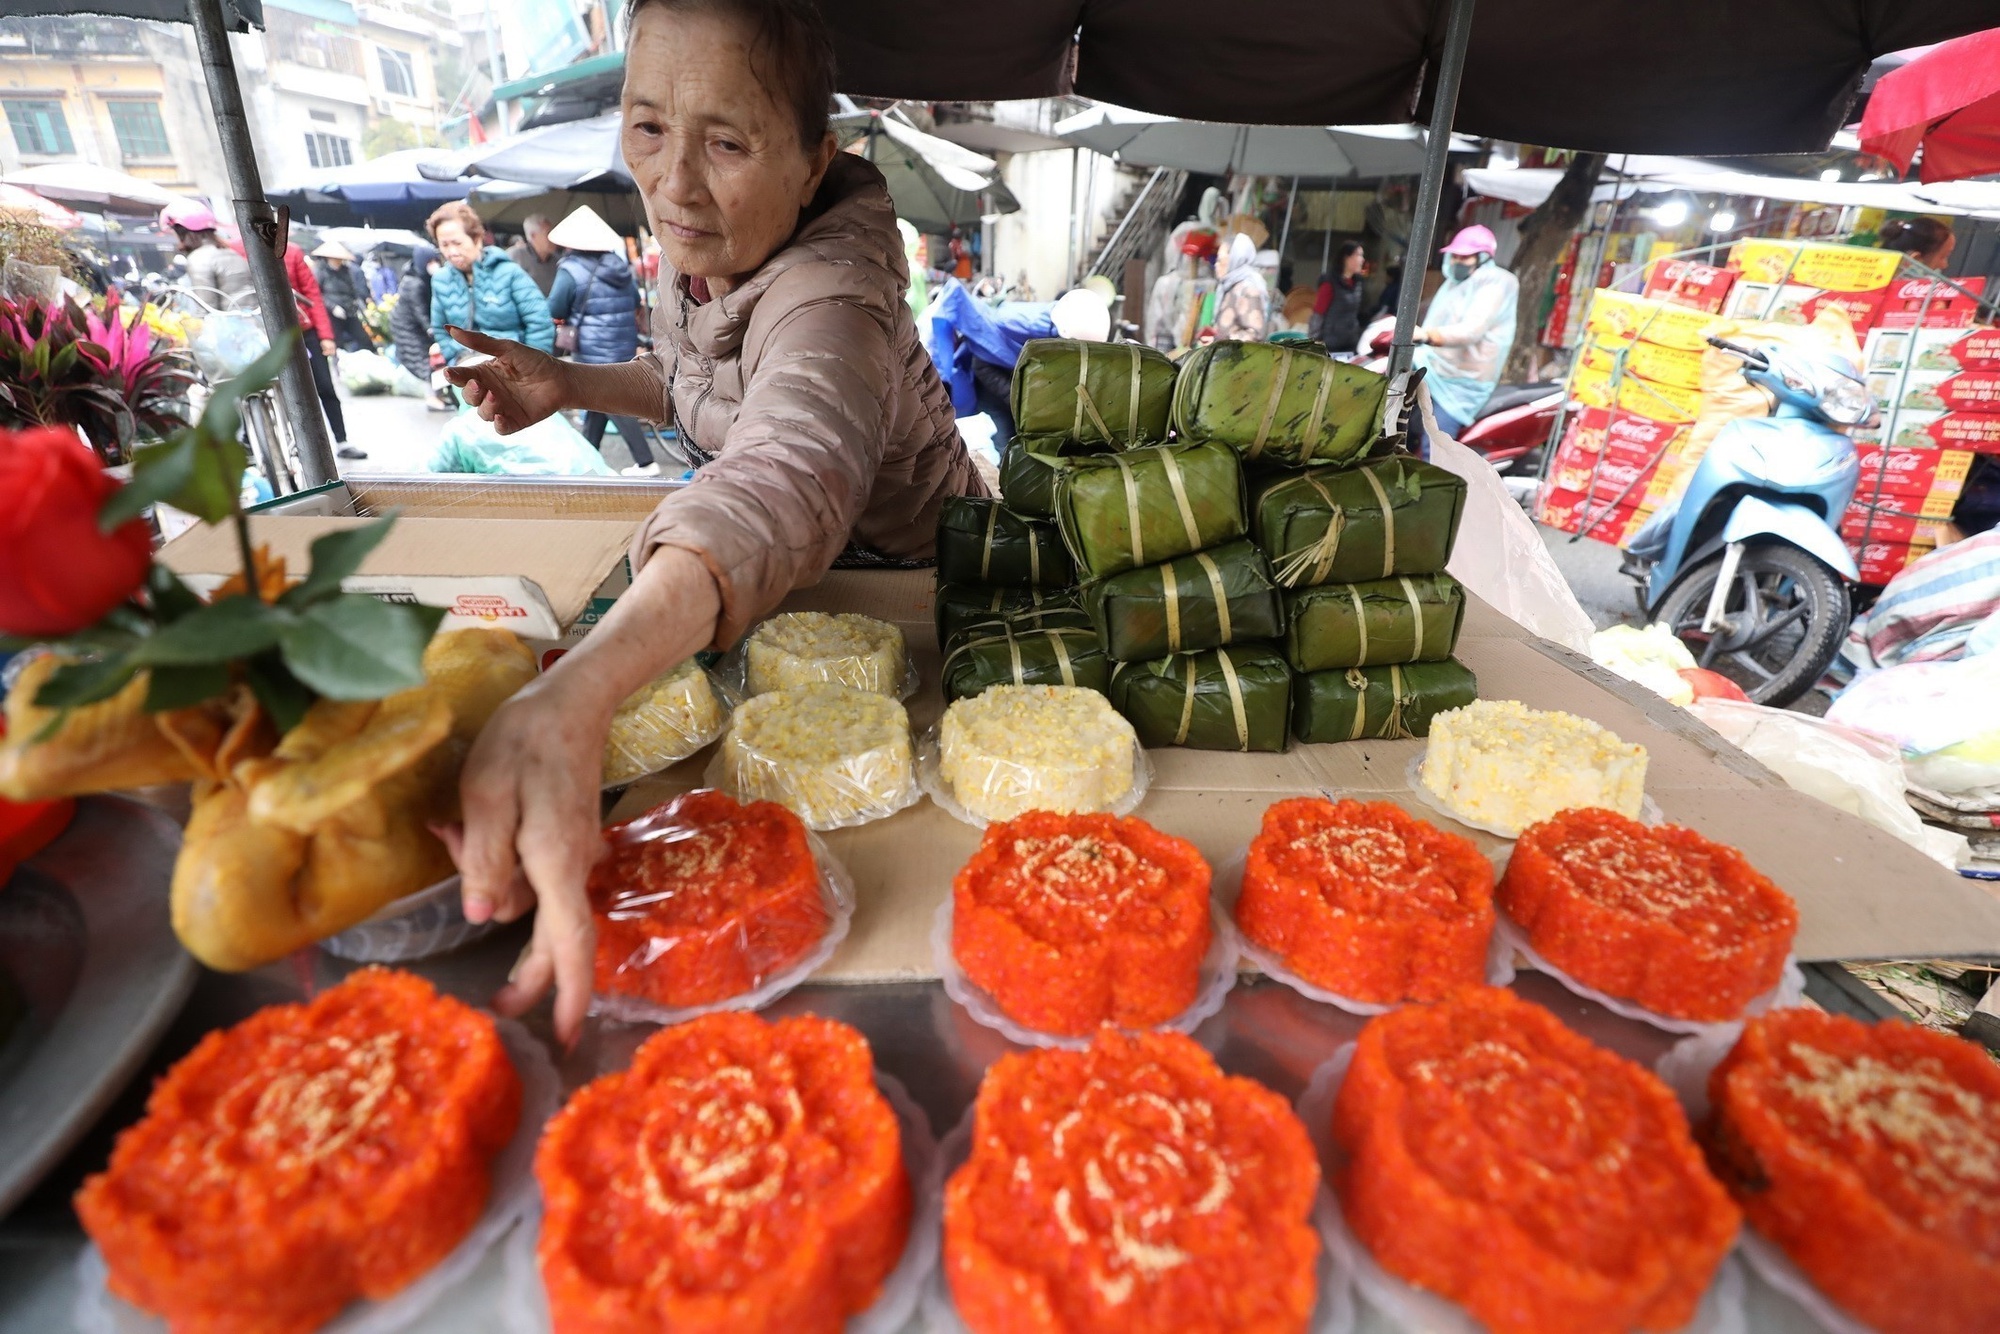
1876 276 1989 330
1642 259 1737 314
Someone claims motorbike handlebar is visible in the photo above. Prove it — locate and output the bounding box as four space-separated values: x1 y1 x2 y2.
1705 335 1770 366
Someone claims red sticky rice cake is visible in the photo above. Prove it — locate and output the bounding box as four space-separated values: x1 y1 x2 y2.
536 1011 910 1334
75 967 522 1334
951 810 1211 1035
1235 797 1493 1004
944 1029 1320 1333
1705 1009 2000 1334
1333 987 1738 1334
1500 808 1798 1022
589 789 826 1009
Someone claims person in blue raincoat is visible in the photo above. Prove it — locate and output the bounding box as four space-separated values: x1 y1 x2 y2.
1413 225 1518 444
924 282 1109 450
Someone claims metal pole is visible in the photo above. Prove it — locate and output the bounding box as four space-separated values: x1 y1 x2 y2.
1386 0 1477 404
186 0 338 487
1277 175 1299 264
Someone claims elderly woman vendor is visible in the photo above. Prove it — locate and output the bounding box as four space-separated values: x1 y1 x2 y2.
444 0 982 1041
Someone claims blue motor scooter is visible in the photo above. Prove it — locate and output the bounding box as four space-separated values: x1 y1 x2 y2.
1620 335 1874 705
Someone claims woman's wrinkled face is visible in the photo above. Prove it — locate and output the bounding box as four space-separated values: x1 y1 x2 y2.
621 6 836 288
435 220 480 273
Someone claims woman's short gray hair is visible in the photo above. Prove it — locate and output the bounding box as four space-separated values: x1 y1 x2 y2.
625 0 836 151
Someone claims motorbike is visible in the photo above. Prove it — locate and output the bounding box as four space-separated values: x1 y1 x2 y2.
1618 335 1873 706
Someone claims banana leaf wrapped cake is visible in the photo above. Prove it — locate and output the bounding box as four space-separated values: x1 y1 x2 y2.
997 435 1112 520
1173 339 1387 466
1292 660 1478 743
1010 337 1176 446
1283 572 1466 672
934 584 1079 651
943 625 1109 702
1109 644 1292 752
1054 440 1248 581
1082 539 1285 663
936 497 1075 590
1253 457 1466 588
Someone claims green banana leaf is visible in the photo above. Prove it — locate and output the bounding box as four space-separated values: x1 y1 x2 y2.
1108 644 1292 752
1172 340 1387 466
998 435 1113 519
1011 337 1177 446
944 603 1095 656
1082 539 1285 663
1252 456 1467 589
935 584 1080 650
1292 659 1478 743
943 625 1110 702
1054 440 1248 581
1284 573 1466 672
936 497 1076 590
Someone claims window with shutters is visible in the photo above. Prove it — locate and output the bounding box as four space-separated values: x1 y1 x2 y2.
107 99 171 161
305 132 354 169
377 46 416 99
4 99 73 156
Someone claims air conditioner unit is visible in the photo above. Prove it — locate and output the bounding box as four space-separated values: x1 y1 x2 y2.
372 96 394 115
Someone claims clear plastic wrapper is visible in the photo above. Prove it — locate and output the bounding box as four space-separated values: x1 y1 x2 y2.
496 1071 942 1334
1496 914 1807 1037
600 660 732 788
1295 1044 1749 1334
77 1018 561 1334
1654 1024 1744 1122
1213 851 1515 1015
723 611 918 700
587 794 856 1025
318 874 495 963
1734 1231 1876 1334
932 899 1239 1049
917 687 1152 827
704 683 922 830
919 1104 1358 1334
1404 751 1662 840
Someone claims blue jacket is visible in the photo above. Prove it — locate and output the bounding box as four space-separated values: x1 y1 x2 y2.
430 245 555 363
550 250 639 365
922 279 1058 417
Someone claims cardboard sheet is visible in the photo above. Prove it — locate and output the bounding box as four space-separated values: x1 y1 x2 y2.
612 568 2000 980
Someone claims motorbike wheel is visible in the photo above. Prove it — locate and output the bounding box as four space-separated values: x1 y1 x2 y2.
1654 543 1849 707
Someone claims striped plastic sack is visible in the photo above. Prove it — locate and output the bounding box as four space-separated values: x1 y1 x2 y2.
942 625 1110 702
1082 540 1285 663
1291 659 1478 743
936 497 1076 590
1108 643 1292 752
1252 456 1467 589
1283 573 1466 672
934 584 1080 650
1172 340 1387 466
1011 338 1177 446
1054 440 1248 581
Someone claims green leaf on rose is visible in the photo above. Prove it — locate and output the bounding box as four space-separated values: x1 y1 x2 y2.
143 564 205 624
279 514 400 609
277 595 446 700
100 432 196 531
243 651 316 734
143 662 231 712
32 656 139 711
126 595 288 666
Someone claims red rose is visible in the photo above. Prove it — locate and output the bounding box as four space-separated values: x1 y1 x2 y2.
0 427 154 637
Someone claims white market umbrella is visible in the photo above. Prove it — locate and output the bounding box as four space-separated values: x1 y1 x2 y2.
4 162 187 213
832 104 1019 234
1054 104 1474 179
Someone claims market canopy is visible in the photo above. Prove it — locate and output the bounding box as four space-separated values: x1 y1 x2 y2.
3 162 187 214
1054 105 1477 178
832 104 1020 233
1860 27 2000 183
266 148 479 228
1462 157 2000 219
9 0 259 23
0 183 84 230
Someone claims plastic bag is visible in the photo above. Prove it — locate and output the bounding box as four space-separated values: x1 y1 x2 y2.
430 409 615 476
601 660 732 787
704 682 921 830
338 347 425 398
1689 698 1969 868
1590 623 1698 704
318 874 495 963
586 792 855 1025
1826 652 2000 793
918 702 1152 830
187 308 270 381
1422 388 1594 651
722 611 917 700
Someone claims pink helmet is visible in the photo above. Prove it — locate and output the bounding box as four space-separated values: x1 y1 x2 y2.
160 198 219 232
1439 224 1499 257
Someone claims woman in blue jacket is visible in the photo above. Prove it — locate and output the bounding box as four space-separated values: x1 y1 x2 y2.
425 201 554 365
545 206 658 474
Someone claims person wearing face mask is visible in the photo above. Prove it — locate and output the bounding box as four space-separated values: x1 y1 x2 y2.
1412 225 1519 446
438 0 983 1044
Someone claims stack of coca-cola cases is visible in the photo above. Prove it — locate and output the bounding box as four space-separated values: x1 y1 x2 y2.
1539 242 1996 587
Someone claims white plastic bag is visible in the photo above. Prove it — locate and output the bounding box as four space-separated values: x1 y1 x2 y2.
1421 385 1595 651
1590 623 1698 704
1826 653 2000 795
1691 697 1969 867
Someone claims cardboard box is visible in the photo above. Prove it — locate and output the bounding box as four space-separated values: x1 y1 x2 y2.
1859 407 2000 454
1840 508 1954 547
1875 275 1989 330
1851 537 1937 586
159 515 639 658
1851 442 1973 501
1641 258 1737 313
1581 289 1720 352
1869 368 2000 413
1727 239 1901 329
1537 486 1648 544
1580 336 1706 391
1863 324 2000 372
1568 359 1703 422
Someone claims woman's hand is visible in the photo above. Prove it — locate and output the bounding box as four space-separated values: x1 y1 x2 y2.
451 672 613 1047
444 325 573 434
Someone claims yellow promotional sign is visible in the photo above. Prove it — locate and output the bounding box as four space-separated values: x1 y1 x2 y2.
1569 360 1704 423
1582 289 1719 352
1728 239 1901 294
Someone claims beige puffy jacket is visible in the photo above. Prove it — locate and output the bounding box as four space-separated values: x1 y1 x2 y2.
632 155 985 645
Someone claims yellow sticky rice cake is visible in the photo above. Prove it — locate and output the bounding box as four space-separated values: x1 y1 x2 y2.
602 660 727 784
717 682 915 827
1417 698 1647 835
745 612 908 697
937 685 1139 824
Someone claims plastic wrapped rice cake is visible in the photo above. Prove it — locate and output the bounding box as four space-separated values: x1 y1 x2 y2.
602 660 727 784
714 683 917 829
937 685 1139 824
744 612 909 697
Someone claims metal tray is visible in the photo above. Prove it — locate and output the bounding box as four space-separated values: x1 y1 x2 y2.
0 797 194 1216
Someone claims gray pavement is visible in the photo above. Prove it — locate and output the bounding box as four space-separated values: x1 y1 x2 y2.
1537 521 1642 631
327 388 650 477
